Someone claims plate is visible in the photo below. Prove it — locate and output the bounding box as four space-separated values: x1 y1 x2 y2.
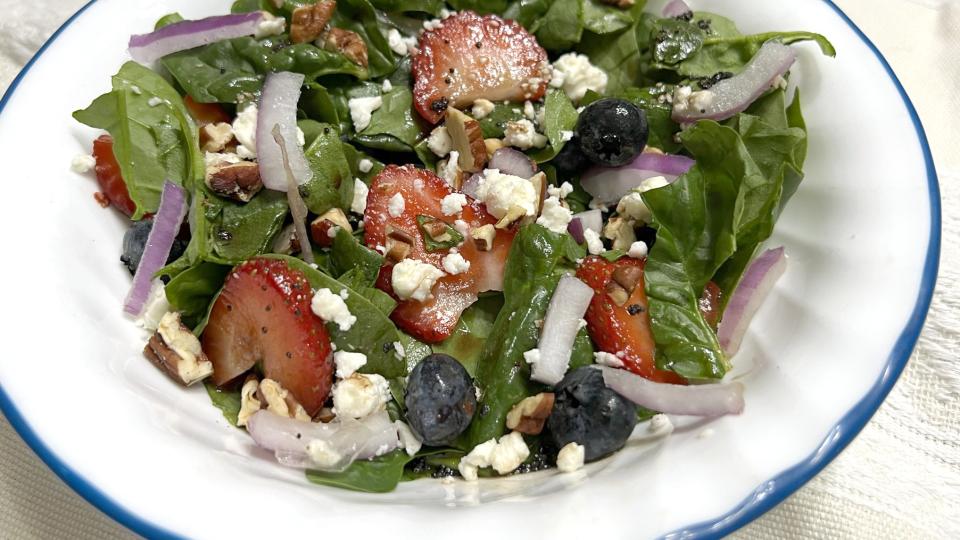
0 0 939 538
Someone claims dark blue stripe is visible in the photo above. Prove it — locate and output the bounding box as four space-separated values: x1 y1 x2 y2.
0 1 940 539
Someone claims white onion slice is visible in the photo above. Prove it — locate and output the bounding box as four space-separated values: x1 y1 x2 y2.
128 13 263 64
600 366 744 416
488 148 537 179
257 72 313 191
461 172 482 199
717 247 787 356
662 0 693 18
672 42 796 123
123 181 187 316
247 410 399 472
581 152 694 205
531 275 595 385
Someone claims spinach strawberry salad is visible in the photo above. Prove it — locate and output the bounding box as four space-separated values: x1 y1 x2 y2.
70 0 834 491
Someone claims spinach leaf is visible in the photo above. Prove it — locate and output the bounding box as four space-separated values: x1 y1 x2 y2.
231 0 279 13
355 87 422 151
478 103 525 139
164 262 231 332
154 13 184 29
467 224 591 446
331 0 398 79
369 0 444 14
534 0 584 51
531 89 579 163
342 142 384 183
205 383 241 426
306 450 413 493
577 23 646 95
301 123 355 215
272 255 407 377
213 190 290 262
329 228 384 287
432 294 504 377
448 0 509 14
301 83 341 127
582 0 638 35
161 37 366 104
73 62 203 219
503 0 550 29
616 86 681 153
650 18 704 65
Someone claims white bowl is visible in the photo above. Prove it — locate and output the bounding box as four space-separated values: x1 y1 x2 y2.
0 0 939 538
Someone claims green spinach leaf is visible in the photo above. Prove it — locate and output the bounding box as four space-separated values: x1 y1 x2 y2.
205 383 241 426
432 294 504 377
330 228 384 287
301 123 355 215
164 262 232 331
531 89 579 163
534 0 584 51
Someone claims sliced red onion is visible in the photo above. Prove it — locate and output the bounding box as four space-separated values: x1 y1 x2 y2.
128 13 263 64
600 366 744 416
569 209 603 244
672 42 796 123
717 247 787 356
461 172 483 199
272 125 315 265
567 217 585 244
531 275 594 385
581 153 694 205
257 72 313 192
662 0 692 18
489 148 537 179
124 181 187 316
247 410 399 472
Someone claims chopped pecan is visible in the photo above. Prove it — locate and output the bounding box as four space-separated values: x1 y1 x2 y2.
237 376 263 427
272 223 302 255
505 393 555 435
290 0 336 44
528 172 547 219
321 28 368 67
603 216 637 251
471 224 496 251
484 138 504 158
445 107 488 173
310 208 352 247
385 226 414 262
257 378 312 422
199 122 234 153
143 312 213 386
206 161 263 203
606 265 643 306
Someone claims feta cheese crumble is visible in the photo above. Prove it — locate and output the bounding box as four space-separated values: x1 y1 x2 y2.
351 179 369 215
442 251 471 275
427 125 453 157
583 228 605 255
523 348 542 367
594 351 624 368
232 104 259 159
255 12 285 39
440 192 468 216
672 85 716 116
334 351 368 379
475 169 538 220
457 432 530 481
391 259 445 302
396 421 423 456
386 28 408 56
471 98 495 119
70 154 96 174
358 158 373 173
503 119 548 150
348 96 383 132
306 439 344 468
557 442 585 473
550 53 608 102
627 241 648 259
440 151 461 186
331 373 391 419
311 288 357 331
536 196 573 233
547 181 574 199
387 193 405 217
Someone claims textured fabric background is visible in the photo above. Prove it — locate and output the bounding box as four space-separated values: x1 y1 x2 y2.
0 1 956 538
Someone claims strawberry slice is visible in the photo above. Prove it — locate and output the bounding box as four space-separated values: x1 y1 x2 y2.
184 95 231 126
364 165 514 343
91 135 136 217
202 257 334 415
412 11 550 124
576 256 686 384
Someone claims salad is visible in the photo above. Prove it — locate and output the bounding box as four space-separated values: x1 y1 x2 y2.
71 0 834 492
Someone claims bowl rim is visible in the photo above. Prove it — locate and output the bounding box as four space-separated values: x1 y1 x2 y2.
0 1 941 539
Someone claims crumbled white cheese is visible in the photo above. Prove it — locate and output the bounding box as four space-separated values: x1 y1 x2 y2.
523 348 542 368
475 169 538 220
627 241 648 259
536 196 573 234
348 96 383 133
458 438 498 481
560 130 575 142
616 176 670 224
547 181 574 200
550 53 608 102
350 179 369 215
471 98 495 120
556 442 585 473
396 421 423 456
382 79 393 92
386 28 408 56
427 125 453 157
422 18 443 31
442 251 471 275
70 154 96 174
135 279 170 331
453 219 470 237
358 158 374 173
232 103 259 159
503 119 548 150
523 100 536 120
490 431 530 474
237 378 261 427
673 85 716 116
594 351 624 368
306 439 344 469
157 312 213 385
255 11 286 39
439 151 461 186
649 413 673 434
583 228 604 255
441 192 468 216
331 373 391 419
392 341 405 359
387 193 405 217
391 259 445 302
311 288 357 331
334 351 368 379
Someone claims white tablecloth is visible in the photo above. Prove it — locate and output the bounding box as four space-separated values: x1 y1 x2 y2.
0 1 956 538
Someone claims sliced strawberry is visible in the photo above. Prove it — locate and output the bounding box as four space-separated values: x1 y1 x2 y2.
412 11 550 124
184 95 231 126
202 257 334 415
364 165 514 343
699 281 722 330
576 256 686 384
91 135 136 217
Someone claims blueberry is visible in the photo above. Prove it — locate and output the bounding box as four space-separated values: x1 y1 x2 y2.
546 367 637 462
120 219 187 275
576 98 648 167
551 136 590 176
405 354 477 446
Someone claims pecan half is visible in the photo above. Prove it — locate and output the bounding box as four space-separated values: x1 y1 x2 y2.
445 107 488 173
257 378 312 422
310 208 352 247
321 28 368 68
603 216 637 251
471 224 496 251
290 0 336 44
385 225 415 262
143 312 213 386
237 376 263 427
505 393 555 435
199 122 234 153
206 161 263 203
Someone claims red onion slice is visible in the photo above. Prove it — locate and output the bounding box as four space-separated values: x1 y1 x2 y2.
531 275 595 385
662 0 693 18
567 217 585 244
461 172 482 199
247 410 399 471
257 72 313 192
672 42 796 123
489 148 537 179
123 181 187 316
581 153 694 205
600 366 744 416
717 247 787 356
128 13 263 64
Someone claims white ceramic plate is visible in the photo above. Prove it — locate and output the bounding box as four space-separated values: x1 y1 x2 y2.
0 0 939 538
